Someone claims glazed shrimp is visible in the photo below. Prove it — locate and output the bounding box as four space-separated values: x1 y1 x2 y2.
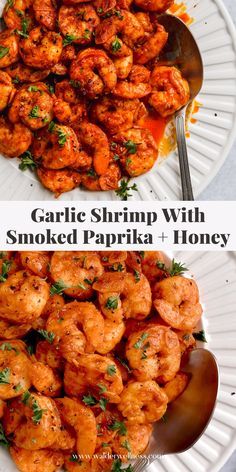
141 251 167 284
55 397 97 458
0 340 31 400
64 354 123 402
33 0 57 30
10 447 64 472
9 82 54 130
46 301 105 359
35 340 64 371
30 361 62 397
153 276 203 331
32 124 82 169
50 251 104 299
164 372 189 403
91 97 146 134
0 117 32 158
37 168 81 197
93 272 125 322
126 325 181 383
134 0 174 11
0 270 50 324
19 27 63 69
149 66 190 117
53 98 87 128
99 163 121 191
70 48 117 99
5 61 50 84
113 127 158 177
3 0 32 30
76 122 110 175
113 65 151 98
122 272 152 320
19 252 51 278
95 10 144 49
59 4 100 45
118 380 168 423
0 319 31 340
97 319 125 354
112 422 152 459
0 71 15 112
134 24 168 64
0 30 19 68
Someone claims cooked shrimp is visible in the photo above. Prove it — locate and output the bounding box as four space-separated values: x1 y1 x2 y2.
10 447 64 472
35 340 64 371
37 168 81 197
64 455 91 472
0 270 50 324
134 25 168 64
33 0 57 30
59 4 100 45
55 79 78 104
0 399 5 418
112 45 133 79
95 10 144 49
118 380 168 423
0 71 15 111
30 361 62 397
0 30 19 68
94 274 124 323
97 319 125 354
76 122 110 175
46 301 105 359
112 127 158 177
19 27 63 69
80 172 101 191
153 276 203 330
95 410 117 449
0 319 31 340
112 422 152 459
55 397 97 458
176 330 196 355
32 124 82 169
5 61 50 84
149 66 190 117
99 163 121 191
64 354 123 402
134 0 174 12
53 98 87 128
70 48 117 99
164 372 189 403
9 82 54 130
0 117 32 157
113 65 151 98
141 251 167 284
12 394 62 449
50 251 104 299
19 252 50 278
126 325 181 383
0 340 31 399
122 272 152 320
3 0 32 30
91 97 146 134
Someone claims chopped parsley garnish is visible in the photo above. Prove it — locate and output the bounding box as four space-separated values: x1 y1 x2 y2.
133 332 149 350
109 263 124 272
16 16 29 38
99 397 108 411
48 120 56 133
124 140 138 155
57 127 67 147
84 278 93 285
0 368 10 384
113 154 120 161
22 390 31 405
5 0 14 11
115 355 132 374
50 279 68 295
156 261 166 270
69 79 81 88
0 342 13 351
108 420 127 436
32 398 44 424
28 85 39 92
46 83 55 94
13 383 22 392
87 168 97 178
12 76 20 84
83 29 91 40
141 341 150 360
112 458 133 471
0 260 11 282
121 439 131 452
63 34 77 46
0 46 9 59
193 330 207 343
105 296 118 310
0 422 8 447
115 179 138 201
107 364 116 376
82 394 97 407
19 151 37 171
97 383 107 394
78 282 86 290
37 329 55 344
111 36 121 52
102 442 110 447
134 270 140 283
169 259 189 277
28 105 40 118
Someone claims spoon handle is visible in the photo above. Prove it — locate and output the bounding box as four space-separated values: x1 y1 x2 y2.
175 109 194 201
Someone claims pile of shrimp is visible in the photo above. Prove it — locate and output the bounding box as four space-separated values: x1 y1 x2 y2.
0 250 203 472
0 0 190 196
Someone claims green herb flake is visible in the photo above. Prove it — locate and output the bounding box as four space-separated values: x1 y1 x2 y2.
124 140 137 155
50 280 68 295
134 269 140 283
193 330 207 343
105 296 118 310
37 329 55 344
108 420 127 436
5 0 14 11
133 332 149 350
112 458 133 471
57 127 67 147
111 36 121 52
82 394 97 407
0 260 11 282
22 390 31 405
16 16 29 38
69 79 81 88
19 151 37 172
0 422 9 447
0 46 9 59
28 105 40 119
97 383 107 394
28 85 39 92
156 261 166 270
101 442 110 447
48 121 56 133
99 397 108 411
13 383 22 392
0 342 13 351
12 76 20 84
121 439 131 452
84 278 93 286
0 368 10 385
77 282 87 290
63 34 77 46
169 259 188 277
114 355 132 374
115 179 138 201
107 365 116 376
32 399 44 424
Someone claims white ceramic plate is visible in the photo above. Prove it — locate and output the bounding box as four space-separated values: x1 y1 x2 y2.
1 0 236 200
0 251 236 472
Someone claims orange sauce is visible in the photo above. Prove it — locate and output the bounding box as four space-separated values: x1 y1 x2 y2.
169 2 193 25
190 101 201 124
141 112 168 146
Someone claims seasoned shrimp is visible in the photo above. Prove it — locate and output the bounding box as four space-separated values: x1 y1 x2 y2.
118 380 168 423
0 71 15 112
70 48 117 99
91 97 146 134
64 354 123 402
93 273 124 323
113 65 151 98
3 0 32 30
5 61 50 84
0 30 19 68
30 361 62 397
126 325 181 383
46 301 105 359
19 27 63 69
0 340 31 399
113 127 158 177
112 422 152 459
50 251 104 299
0 270 50 324
134 0 174 11
95 10 144 49
32 124 82 170
0 117 32 157
149 66 190 117
153 276 203 330
10 447 64 472
53 98 87 128
59 4 100 45
134 24 168 64
141 251 167 284
0 319 31 340
9 82 54 130
164 372 189 403
19 252 50 278
76 122 110 175
97 319 125 354
55 397 97 458
99 163 121 191
35 340 64 371
122 272 152 319
33 0 57 30
37 168 81 197
112 45 133 80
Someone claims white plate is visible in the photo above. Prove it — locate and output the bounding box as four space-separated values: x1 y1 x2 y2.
1 0 236 200
0 251 236 472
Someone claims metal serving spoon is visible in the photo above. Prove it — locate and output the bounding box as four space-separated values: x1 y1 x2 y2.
157 14 204 201
133 349 219 472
